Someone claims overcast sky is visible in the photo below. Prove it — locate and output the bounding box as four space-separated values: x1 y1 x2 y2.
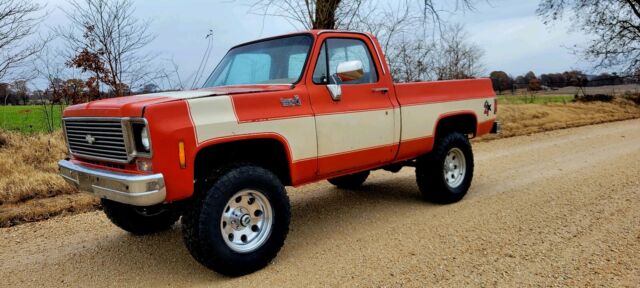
40 0 589 87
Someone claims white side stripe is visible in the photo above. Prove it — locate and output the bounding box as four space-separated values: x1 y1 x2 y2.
187 96 495 162
315 109 395 156
187 96 318 161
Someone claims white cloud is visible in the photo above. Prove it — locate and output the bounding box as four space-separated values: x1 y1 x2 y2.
448 0 592 76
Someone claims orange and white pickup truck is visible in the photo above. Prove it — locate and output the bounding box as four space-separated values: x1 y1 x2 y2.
58 30 499 275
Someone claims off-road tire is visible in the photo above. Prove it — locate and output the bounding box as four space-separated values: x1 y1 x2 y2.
101 199 180 235
181 164 290 276
416 132 474 203
327 171 370 189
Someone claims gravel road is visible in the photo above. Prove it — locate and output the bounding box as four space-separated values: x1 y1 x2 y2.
1 119 639 287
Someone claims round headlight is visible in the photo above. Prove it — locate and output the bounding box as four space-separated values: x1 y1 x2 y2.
140 128 150 151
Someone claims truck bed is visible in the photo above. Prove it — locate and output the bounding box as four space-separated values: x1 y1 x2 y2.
392 78 497 161
393 78 495 106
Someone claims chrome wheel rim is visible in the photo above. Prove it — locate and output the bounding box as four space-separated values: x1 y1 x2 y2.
443 148 466 188
220 189 273 253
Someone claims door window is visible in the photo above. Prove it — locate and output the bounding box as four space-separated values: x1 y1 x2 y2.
312 38 378 84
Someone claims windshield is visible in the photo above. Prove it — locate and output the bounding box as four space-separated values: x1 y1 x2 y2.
203 35 313 87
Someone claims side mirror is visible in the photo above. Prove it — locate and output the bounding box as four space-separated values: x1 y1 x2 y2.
325 60 364 101
336 60 364 82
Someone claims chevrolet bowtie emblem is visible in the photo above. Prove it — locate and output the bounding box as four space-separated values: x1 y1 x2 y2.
85 134 96 145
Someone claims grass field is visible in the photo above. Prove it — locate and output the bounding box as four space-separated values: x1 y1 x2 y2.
0 105 64 133
497 94 575 105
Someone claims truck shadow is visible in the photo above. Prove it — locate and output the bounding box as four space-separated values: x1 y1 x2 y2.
64 171 432 284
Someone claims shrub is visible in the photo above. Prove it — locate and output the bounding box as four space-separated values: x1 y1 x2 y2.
622 92 640 105
573 94 614 103
0 133 7 148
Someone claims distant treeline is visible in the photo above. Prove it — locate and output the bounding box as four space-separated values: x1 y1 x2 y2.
0 80 164 106
489 70 639 94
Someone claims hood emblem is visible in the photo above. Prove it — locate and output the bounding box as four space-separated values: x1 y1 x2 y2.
85 134 96 145
280 95 301 107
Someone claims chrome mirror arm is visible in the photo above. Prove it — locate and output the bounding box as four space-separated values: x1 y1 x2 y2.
326 74 342 101
326 84 341 101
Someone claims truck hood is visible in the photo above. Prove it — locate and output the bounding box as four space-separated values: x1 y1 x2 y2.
62 85 291 117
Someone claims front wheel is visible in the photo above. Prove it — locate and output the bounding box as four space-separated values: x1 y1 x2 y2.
181 164 290 276
416 132 474 203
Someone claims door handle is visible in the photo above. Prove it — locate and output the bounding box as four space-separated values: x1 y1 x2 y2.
372 87 389 94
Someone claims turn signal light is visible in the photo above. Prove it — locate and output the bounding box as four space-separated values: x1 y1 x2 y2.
179 141 186 169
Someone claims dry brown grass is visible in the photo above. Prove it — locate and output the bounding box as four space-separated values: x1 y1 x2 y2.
0 194 98 227
480 98 640 141
0 131 99 227
0 98 638 227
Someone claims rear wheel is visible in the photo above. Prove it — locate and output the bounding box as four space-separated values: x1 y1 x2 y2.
101 199 180 235
327 171 370 189
182 164 290 276
416 132 474 203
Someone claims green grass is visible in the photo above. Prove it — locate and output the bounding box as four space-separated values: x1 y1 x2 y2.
0 105 64 133
497 94 575 105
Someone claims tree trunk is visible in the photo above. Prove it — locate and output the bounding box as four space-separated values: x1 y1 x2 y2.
312 0 341 29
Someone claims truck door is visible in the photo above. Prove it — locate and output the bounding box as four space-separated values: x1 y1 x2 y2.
306 35 397 176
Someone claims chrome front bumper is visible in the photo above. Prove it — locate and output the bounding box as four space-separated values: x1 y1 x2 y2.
58 160 166 206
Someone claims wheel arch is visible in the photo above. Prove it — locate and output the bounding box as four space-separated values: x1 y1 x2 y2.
433 111 478 139
193 134 294 186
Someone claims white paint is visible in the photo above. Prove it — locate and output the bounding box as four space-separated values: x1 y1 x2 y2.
392 107 402 144
315 109 395 157
187 96 318 161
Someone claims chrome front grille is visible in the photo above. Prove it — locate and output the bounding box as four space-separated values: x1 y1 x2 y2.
63 118 131 163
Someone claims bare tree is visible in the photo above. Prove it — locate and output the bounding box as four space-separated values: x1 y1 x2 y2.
58 0 155 97
0 0 46 82
538 0 640 73
251 0 484 82
387 37 436 82
348 1 435 82
33 46 71 132
251 0 477 30
13 80 28 104
434 24 485 80
157 58 186 91
251 0 362 30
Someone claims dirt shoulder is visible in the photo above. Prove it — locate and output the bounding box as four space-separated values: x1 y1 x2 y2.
1 119 638 287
